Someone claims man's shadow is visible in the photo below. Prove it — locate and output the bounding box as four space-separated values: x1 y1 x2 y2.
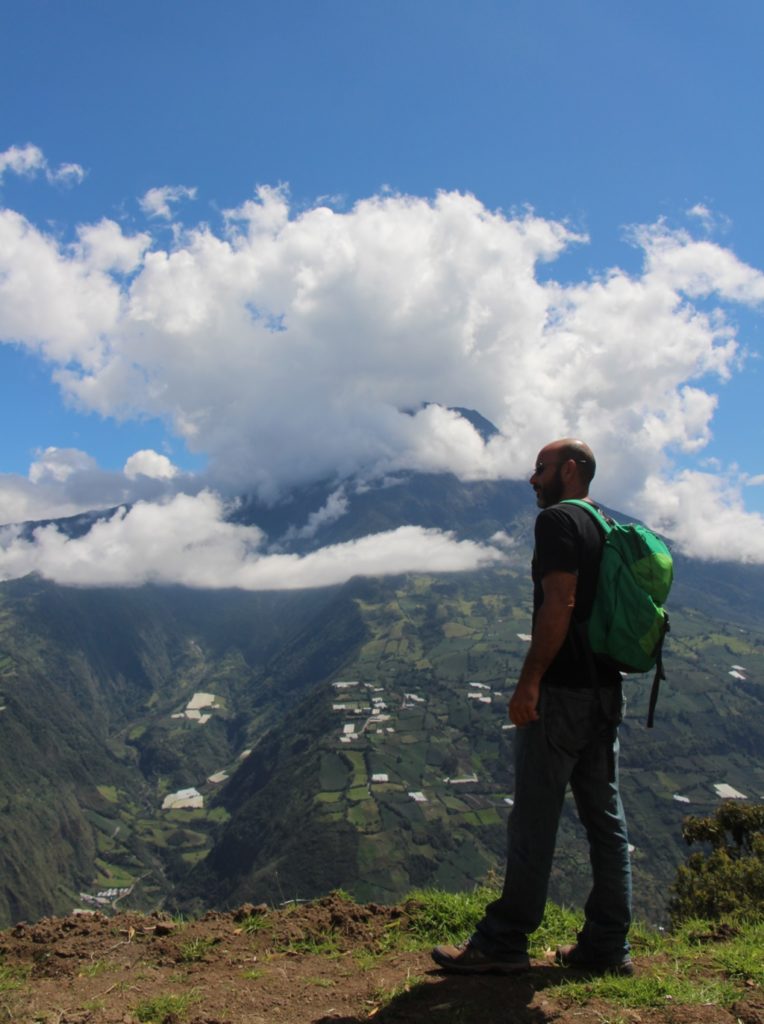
313 962 569 1023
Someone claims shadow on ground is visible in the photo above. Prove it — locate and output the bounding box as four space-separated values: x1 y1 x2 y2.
314 964 567 1023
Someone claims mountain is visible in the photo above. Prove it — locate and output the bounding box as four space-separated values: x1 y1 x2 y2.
0 437 763 926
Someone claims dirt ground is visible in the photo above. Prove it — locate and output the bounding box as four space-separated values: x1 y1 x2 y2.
0 895 762 1024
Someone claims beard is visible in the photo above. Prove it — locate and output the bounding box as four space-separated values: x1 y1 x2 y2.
535 466 565 508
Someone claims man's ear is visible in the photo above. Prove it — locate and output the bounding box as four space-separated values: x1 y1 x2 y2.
560 458 576 484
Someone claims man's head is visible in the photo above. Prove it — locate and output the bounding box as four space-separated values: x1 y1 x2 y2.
529 438 596 509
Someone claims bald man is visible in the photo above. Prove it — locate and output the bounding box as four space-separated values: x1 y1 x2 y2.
433 439 633 976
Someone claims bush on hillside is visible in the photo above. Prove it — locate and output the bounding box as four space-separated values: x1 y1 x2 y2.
670 802 764 925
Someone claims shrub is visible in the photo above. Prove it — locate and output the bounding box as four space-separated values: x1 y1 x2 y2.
670 802 764 925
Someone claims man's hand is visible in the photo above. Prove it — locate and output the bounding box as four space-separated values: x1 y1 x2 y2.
509 679 540 727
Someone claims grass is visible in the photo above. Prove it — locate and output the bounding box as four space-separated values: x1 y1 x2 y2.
177 935 218 962
550 969 739 1010
712 936 764 986
78 959 114 978
0 962 29 993
276 932 342 957
378 888 764 1013
353 947 384 969
133 991 200 1023
240 913 271 934
403 884 501 945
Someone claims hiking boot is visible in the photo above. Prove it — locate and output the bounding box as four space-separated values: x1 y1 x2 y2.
431 940 530 974
555 943 634 976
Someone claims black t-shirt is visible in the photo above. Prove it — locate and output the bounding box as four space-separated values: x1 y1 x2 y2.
532 502 621 688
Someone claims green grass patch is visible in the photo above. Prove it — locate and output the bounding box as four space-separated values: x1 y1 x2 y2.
347 799 381 830
239 913 271 934
704 920 764 985
96 784 119 803
178 936 218 962
78 959 114 978
92 859 136 888
475 808 501 826
403 885 500 945
541 915 764 1011
134 991 200 1023
0 961 30 993
552 970 738 1010
344 749 367 786
181 848 208 866
275 931 341 957
315 790 342 803
442 622 475 638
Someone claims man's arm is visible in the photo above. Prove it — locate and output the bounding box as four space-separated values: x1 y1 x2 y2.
508 570 577 727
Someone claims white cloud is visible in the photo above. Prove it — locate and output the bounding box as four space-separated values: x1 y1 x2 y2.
139 185 197 220
0 449 191 527
29 447 98 484
686 204 732 235
2 184 764 562
48 162 86 187
0 144 46 179
0 491 505 588
124 449 178 480
0 143 84 187
75 219 151 274
282 486 349 541
638 469 764 562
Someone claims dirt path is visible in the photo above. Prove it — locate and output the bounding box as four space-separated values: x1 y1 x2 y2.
0 897 761 1024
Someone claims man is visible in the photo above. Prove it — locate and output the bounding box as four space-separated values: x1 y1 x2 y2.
432 438 633 976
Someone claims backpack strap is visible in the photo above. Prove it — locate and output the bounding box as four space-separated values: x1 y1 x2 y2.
646 612 670 729
559 497 612 533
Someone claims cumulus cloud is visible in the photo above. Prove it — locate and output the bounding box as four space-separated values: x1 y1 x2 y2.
639 469 764 562
75 219 151 274
139 185 197 220
29 447 99 484
0 144 46 179
0 143 84 187
2 178 764 564
0 448 192 527
124 450 178 480
0 491 505 588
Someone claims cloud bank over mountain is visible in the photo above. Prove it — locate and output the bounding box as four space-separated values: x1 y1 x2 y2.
2 149 764 579
0 492 505 589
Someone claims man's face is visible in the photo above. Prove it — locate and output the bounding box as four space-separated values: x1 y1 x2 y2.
529 451 566 508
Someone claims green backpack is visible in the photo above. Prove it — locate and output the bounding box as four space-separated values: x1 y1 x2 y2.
561 499 673 728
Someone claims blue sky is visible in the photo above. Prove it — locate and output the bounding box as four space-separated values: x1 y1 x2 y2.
1 0 764 584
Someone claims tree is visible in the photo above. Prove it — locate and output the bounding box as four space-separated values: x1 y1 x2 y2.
670 802 764 925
